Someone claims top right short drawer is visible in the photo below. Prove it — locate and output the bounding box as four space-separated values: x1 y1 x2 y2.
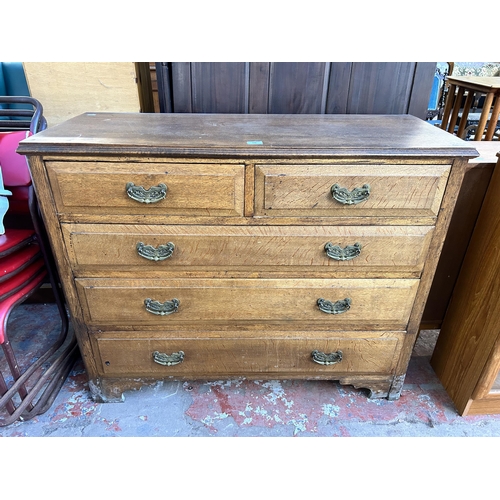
254 164 451 218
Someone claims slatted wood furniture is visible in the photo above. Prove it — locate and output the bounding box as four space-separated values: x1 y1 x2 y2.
440 76 500 141
17 113 477 403
431 153 500 416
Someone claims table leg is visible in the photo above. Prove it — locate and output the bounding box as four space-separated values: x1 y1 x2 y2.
474 92 495 140
485 96 500 141
441 83 457 132
457 91 476 139
448 87 465 134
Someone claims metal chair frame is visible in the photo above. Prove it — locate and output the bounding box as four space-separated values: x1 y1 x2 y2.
0 96 78 426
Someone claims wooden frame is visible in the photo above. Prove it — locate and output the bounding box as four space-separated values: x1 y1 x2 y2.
431 152 500 415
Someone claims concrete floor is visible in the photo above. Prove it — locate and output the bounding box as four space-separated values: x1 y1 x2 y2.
3 302 500 437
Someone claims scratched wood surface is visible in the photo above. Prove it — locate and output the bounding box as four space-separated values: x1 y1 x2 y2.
18 113 476 157
76 277 419 331
46 161 245 217
255 164 450 217
62 223 434 278
96 331 405 378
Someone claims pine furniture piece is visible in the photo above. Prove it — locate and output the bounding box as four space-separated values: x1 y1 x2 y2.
422 141 500 328
431 152 500 416
440 76 500 141
17 113 477 403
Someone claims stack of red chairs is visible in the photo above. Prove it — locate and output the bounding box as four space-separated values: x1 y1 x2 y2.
0 96 78 426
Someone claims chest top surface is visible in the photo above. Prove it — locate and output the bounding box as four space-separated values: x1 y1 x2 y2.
17 113 478 159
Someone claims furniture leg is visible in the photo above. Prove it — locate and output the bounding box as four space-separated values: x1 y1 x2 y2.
474 92 495 140
484 96 500 141
457 91 476 139
441 83 457 131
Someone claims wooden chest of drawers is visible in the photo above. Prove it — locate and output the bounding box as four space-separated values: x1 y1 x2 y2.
18 113 477 402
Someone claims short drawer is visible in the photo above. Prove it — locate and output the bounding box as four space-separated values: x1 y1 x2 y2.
63 223 434 277
95 331 405 378
255 164 450 217
76 277 419 330
46 161 245 217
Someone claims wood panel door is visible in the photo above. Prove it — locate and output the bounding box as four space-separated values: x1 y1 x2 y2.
156 62 436 119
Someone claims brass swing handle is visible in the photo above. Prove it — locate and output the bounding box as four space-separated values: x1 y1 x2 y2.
311 350 343 366
324 242 362 261
126 182 167 204
331 183 370 205
153 350 185 366
317 297 351 315
144 298 179 315
137 242 175 261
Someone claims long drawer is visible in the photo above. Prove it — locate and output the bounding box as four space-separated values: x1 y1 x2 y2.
76 278 419 330
95 331 405 378
255 164 451 217
63 224 434 277
46 161 245 217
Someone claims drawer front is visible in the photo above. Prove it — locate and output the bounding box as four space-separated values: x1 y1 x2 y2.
76 278 419 330
63 223 434 276
255 164 450 217
46 161 245 216
95 331 405 377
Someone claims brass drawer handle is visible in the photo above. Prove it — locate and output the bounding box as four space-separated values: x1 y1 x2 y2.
324 242 362 261
137 242 175 261
317 297 351 315
153 350 185 366
126 182 167 204
144 298 180 315
311 349 343 366
331 183 370 205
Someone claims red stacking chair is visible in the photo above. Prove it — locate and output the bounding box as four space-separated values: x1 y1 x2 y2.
0 96 78 426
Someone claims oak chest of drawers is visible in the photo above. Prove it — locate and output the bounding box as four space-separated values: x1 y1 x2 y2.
18 113 477 402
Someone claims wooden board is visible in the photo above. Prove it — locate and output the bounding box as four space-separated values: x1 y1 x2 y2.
23 62 153 127
431 153 500 415
422 142 500 327
75 277 419 330
95 331 405 377
61 223 434 278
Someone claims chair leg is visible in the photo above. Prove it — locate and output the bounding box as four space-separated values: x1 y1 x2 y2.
0 272 78 426
17 336 78 419
1 337 33 410
0 369 17 415
0 335 78 425
0 314 78 426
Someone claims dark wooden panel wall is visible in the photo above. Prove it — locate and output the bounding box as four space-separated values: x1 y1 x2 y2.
155 62 436 119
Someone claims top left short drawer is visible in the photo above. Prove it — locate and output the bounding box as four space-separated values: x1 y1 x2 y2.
46 161 245 217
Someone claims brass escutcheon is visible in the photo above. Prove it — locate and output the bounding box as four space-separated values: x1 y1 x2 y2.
152 350 185 366
137 242 175 261
144 298 180 315
331 183 370 205
126 182 167 204
324 242 362 261
311 349 343 366
317 297 351 315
